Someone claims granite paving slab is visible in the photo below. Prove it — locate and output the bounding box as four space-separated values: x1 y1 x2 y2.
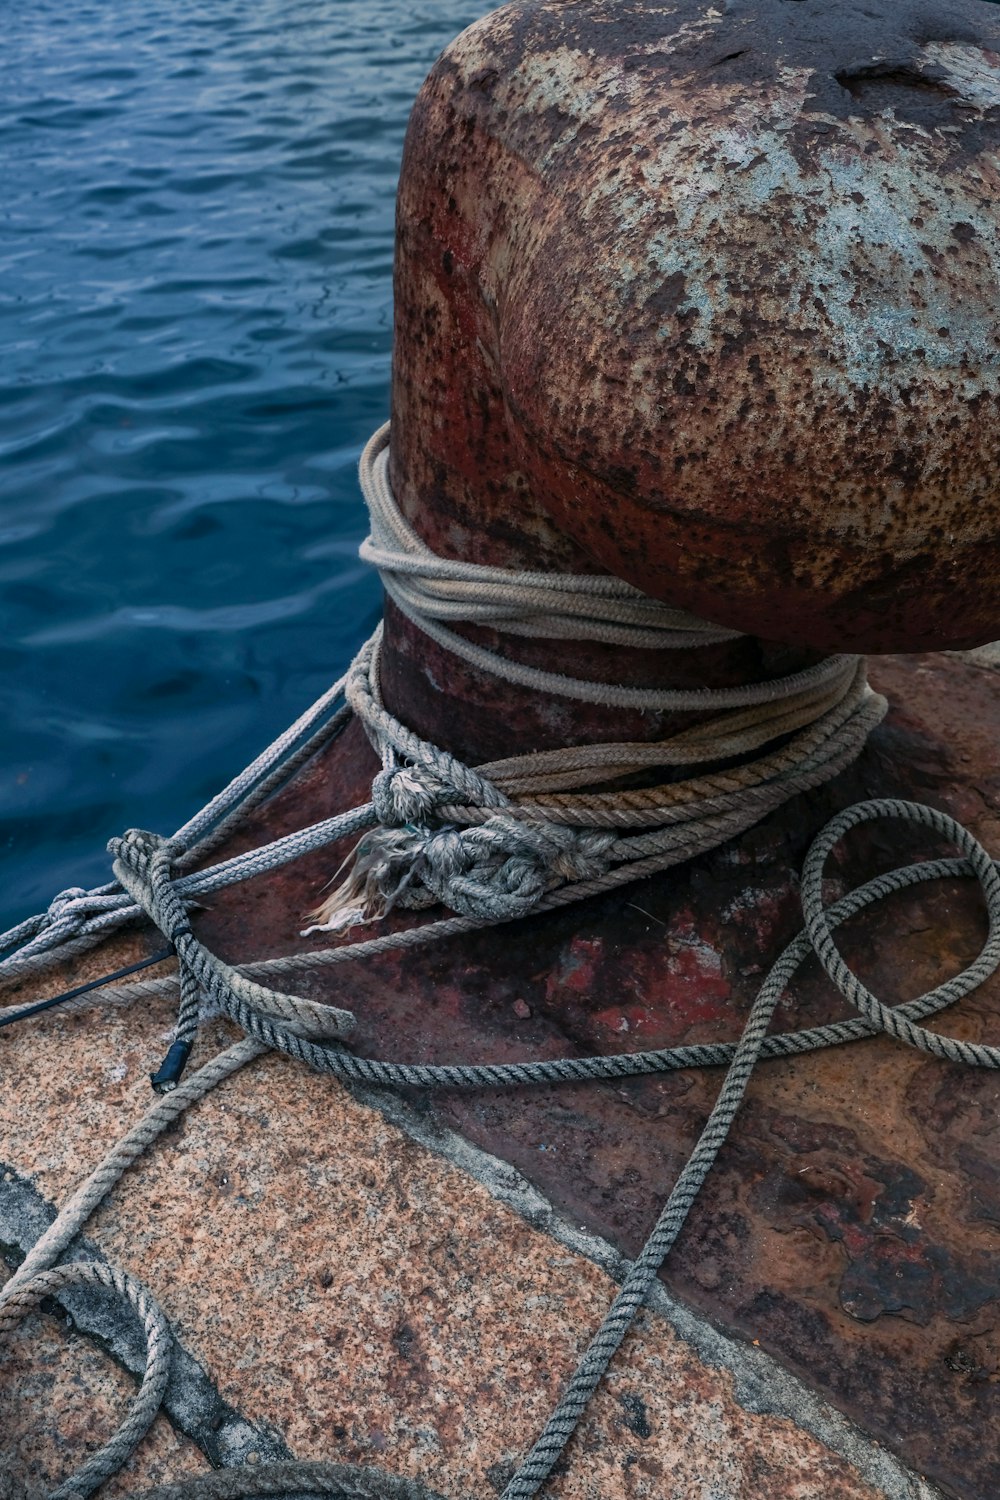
1 964 922 1498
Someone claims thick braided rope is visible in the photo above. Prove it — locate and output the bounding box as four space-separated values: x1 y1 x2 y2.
0 1260 172 1500
6 803 1000 1500
0 639 883 1030
108 833 356 1043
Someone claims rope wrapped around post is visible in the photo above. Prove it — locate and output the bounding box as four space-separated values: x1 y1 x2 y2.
4 427 998 1500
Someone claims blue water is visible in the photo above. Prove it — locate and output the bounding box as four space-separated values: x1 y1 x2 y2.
0 0 497 925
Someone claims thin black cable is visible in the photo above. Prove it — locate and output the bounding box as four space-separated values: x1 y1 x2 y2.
0 948 174 1031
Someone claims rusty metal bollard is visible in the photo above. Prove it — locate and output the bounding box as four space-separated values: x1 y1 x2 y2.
384 0 1000 764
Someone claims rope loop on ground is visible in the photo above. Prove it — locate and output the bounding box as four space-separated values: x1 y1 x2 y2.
0 1259 172 1500
7 797 1000 1500
801 797 1000 1068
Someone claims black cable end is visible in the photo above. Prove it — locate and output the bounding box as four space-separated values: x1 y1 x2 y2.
150 1038 193 1093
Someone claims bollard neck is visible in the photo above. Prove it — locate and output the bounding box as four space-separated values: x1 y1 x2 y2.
377 29 820 766
379 339 819 763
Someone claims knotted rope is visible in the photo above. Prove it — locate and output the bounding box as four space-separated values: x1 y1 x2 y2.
1 428 996 1500
303 630 883 931
291 426 884 928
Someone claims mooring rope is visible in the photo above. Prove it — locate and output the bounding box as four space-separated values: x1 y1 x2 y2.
0 1261 173 1500
1 431 997 1500
360 420 861 712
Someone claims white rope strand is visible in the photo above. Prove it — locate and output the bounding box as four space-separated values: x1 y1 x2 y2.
360 423 862 712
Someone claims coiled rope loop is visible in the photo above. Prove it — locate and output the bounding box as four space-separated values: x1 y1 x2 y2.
802 798 1000 1065
0 1260 172 1500
359 423 744 666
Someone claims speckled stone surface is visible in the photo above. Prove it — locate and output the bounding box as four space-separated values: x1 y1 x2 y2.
1 972 891 1500
0 1263 208 1496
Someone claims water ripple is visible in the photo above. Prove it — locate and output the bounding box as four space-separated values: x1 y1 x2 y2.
0 0 498 917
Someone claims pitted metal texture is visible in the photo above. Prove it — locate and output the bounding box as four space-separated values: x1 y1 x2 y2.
391 0 1000 654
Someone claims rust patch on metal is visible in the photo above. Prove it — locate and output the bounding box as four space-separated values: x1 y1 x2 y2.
190 652 1000 1500
390 0 1000 655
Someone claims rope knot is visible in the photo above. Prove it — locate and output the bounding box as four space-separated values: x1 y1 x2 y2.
112 828 184 863
25 881 124 955
108 829 193 947
371 765 448 826
41 886 93 938
305 813 616 931
45 885 88 918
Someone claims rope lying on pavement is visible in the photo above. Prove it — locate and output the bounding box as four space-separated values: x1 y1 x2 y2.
2 429 998 1499
3 801 999 1500
0 1260 171 1500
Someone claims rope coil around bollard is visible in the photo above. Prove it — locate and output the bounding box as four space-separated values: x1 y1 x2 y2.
2 428 999 1500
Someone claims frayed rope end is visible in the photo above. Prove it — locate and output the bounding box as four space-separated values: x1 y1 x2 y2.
300 826 435 936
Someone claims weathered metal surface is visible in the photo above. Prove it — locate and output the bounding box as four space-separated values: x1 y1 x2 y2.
191 651 1000 1500
173 11 1000 1488
390 0 1000 661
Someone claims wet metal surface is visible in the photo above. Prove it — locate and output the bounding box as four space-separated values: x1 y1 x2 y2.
191 652 1000 1499
390 0 1000 654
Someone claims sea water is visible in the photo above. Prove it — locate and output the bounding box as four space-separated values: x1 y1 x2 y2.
0 0 496 923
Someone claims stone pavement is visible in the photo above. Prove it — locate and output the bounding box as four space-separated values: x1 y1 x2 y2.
2 648 998 1499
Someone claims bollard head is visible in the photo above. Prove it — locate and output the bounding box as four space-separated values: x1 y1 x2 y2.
394 0 1000 654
